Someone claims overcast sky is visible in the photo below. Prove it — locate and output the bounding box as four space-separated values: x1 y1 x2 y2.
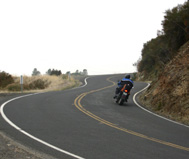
0 0 187 76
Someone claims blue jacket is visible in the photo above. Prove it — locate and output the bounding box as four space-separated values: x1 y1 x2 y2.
118 78 134 87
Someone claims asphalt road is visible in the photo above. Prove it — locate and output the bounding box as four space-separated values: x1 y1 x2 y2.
0 75 189 159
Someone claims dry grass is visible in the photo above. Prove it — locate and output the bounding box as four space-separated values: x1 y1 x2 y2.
0 75 80 93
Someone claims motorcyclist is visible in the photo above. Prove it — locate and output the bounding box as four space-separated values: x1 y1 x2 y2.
114 74 134 100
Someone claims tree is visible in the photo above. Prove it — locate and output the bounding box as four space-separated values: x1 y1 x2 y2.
82 69 88 76
137 1 189 79
75 70 79 74
46 69 52 75
50 69 62 76
66 71 71 75
71 69 88 76
32 68 41 76
162 1 189 53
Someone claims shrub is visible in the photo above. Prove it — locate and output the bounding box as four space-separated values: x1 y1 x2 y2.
0 71 14 88
62 74 68 79
6 83 20 91
29 79 49 89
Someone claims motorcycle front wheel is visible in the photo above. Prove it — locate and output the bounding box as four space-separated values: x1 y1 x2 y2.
116 95 121 103
119 99 124 105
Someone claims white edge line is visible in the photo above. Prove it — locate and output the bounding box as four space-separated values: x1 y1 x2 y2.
0 77 89 159
70 77 89 90
133 83 189 128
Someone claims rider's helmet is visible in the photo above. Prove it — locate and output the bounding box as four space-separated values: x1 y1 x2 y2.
125 74 130 79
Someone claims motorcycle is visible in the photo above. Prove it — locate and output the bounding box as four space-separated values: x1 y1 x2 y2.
115 84 130 105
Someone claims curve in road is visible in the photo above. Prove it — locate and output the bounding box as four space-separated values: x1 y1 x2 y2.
0 75 189 159
74 76 189 152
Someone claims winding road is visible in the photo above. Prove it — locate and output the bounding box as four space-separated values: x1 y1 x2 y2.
0 75 189 159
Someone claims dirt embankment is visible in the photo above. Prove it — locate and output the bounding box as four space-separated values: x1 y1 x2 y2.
140 41 189 125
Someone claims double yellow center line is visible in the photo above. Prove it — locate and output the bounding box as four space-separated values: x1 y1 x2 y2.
74 77 189 152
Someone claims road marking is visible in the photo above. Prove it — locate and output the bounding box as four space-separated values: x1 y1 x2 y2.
133 84 189 128
74 77 189 152
0 87 88 159
70 77 89 90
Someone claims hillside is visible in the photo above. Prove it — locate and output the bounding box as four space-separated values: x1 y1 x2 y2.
139 41 189 125
137 1 189 81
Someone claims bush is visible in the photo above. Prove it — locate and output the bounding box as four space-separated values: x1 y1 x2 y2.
62 74 68 79
6 79 50 91
0 71 14 88
6 83 20 91
29 79 49 89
